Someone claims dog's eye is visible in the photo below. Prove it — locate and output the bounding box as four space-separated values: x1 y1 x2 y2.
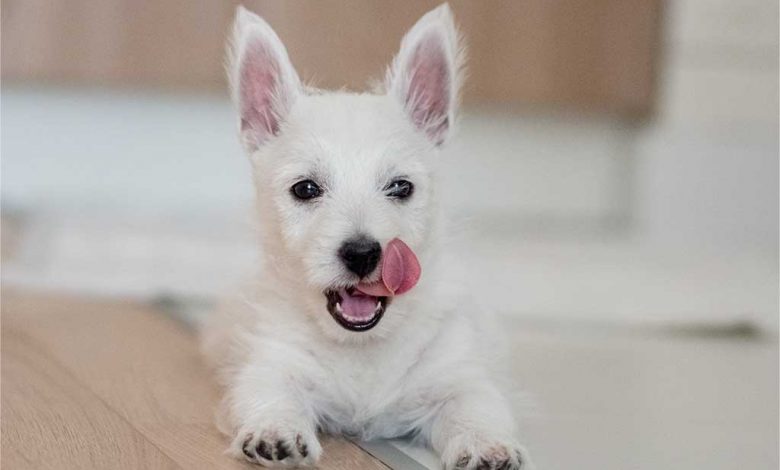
385 179 414 200
291 180 322 201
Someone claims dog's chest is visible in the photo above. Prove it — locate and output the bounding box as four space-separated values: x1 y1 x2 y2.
313 342 428 437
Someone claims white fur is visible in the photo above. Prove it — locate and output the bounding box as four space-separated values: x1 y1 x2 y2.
201 4 533 469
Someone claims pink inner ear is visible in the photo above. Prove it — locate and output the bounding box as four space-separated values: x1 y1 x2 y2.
240 40 281 142
406 33 450 144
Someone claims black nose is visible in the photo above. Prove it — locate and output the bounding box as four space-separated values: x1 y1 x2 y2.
339 237 381 278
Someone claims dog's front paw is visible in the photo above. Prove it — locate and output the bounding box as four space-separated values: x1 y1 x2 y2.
232 426 321 467
443 441 533 470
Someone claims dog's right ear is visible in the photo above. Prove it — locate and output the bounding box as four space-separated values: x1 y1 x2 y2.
227 6 301 153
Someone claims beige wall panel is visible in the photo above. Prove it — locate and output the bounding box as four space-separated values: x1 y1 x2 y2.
2 0 661 114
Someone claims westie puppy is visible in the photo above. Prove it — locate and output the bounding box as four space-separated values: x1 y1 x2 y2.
201 4 532 469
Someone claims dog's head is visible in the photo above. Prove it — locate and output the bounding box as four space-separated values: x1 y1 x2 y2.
228 4 462 340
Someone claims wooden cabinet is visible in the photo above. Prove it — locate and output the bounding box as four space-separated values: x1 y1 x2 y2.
2 0 662 116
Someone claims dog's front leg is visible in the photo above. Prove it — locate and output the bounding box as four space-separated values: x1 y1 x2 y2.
428 382 533 470
224 358 322 467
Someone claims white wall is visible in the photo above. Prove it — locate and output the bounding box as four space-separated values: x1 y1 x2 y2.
635 0 779 251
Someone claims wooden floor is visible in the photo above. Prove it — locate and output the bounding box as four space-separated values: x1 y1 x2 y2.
1 289 387 469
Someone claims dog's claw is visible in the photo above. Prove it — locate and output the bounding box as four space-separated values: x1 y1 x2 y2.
241 434 255 459
455 453 471 469
275 440 290 460
296 434 309 457
256 440 272 460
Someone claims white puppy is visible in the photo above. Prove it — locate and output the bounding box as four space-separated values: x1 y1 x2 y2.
201 4 532 469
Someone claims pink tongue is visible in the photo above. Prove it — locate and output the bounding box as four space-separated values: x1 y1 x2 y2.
339 289 379 319
356 238 421 297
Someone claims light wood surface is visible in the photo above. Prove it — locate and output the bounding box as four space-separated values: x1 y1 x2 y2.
1 289 388 469
1 0 661 115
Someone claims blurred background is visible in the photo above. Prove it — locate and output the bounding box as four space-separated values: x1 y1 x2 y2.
2 1 778 469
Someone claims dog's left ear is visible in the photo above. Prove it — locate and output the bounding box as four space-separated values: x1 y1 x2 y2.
387 4 463 146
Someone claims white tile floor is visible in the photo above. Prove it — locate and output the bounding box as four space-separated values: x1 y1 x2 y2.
509 324 778 470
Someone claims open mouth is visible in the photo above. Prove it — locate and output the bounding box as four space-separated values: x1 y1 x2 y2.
325 287 388 332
